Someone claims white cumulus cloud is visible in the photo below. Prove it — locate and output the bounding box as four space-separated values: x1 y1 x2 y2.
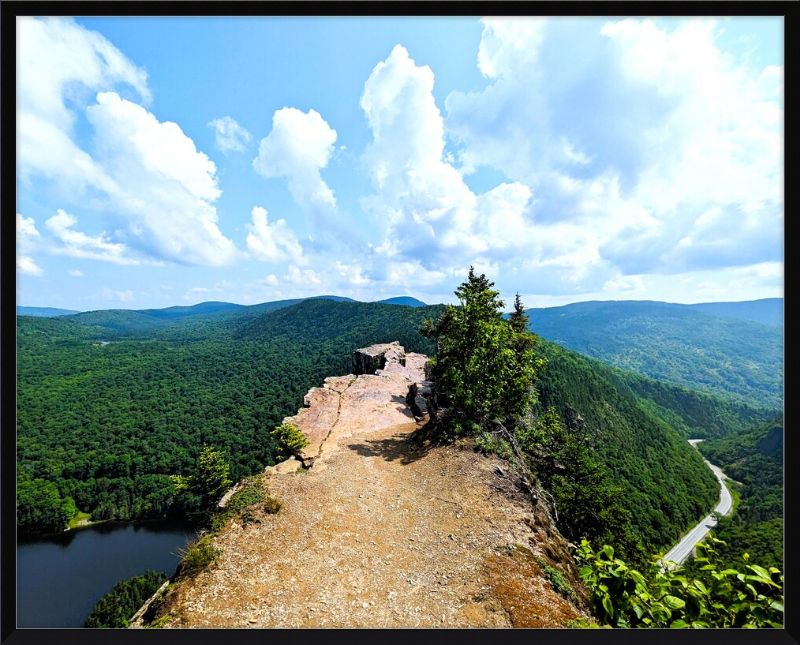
99 287 135 302
17 214 44 275
442 17 783 292
16 18 239 268
283 265 321 285
359 44 536 286
245 206 304 264
17 256 44 277
84 92 239 266
16 17 149 193
253 108 338 216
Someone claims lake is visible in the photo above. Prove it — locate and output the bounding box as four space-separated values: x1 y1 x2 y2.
17 519 196 628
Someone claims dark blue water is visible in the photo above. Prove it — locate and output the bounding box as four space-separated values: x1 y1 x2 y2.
17 519 196 628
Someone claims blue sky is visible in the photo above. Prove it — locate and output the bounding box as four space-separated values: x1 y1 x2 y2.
16 16 783 311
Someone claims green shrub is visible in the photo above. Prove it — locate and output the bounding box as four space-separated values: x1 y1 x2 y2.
270 423 309 460
208 475 281 532
226 476 265 514
263 496 282 514
575 537 783 628
536 557 578 602
475 432 513 460
174 535 220 580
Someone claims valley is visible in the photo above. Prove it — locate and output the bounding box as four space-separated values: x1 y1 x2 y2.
15 295 783 628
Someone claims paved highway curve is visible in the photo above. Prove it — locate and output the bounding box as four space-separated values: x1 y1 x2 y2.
661 439 733 568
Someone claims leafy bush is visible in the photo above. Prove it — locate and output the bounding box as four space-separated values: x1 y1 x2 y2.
575 537 783 628
263 496 282 514
208 474 281 532
174 535 220 580
270 423 309 460
84 569 167 628
225 476 265 514
474 432 513 460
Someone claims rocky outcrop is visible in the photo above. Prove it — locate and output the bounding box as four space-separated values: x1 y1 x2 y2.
352 341 405 376
406 380 433 419
149 342 591 629
264 456 303 476
282 342 430 470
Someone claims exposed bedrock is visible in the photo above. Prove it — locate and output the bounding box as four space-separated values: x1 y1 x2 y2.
282 342 430 469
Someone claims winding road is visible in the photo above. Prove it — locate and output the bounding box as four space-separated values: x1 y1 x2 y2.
661 439 733 568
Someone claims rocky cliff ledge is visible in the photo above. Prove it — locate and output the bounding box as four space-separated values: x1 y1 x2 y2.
149 343 590 628
282 341 432 470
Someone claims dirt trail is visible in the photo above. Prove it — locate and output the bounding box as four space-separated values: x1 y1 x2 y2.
159 346 588 628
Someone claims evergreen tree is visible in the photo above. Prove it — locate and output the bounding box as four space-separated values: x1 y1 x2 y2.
422 268 543 437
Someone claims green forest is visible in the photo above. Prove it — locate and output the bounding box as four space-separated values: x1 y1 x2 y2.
16 296 779 563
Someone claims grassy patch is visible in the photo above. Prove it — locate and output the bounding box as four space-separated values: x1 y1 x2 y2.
174 536 220 580
67 511 92 529
145 611 174 629
536 556 578 602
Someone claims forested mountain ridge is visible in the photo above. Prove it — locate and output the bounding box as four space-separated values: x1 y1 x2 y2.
525 300 783 409
17 298 758 554
684 298 782 326
51 295 428 335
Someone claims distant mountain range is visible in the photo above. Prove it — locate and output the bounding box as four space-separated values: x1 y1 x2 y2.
679 298 782 326
18 295 781 409
16 295 428 321
16 306 81 318
525 299 783 409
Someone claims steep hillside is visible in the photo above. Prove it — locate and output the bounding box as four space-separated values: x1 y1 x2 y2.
534 341 719 550
696 418 783 569
594 363 778 440
527 300 783 409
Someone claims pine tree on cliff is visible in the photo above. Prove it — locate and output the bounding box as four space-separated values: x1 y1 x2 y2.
421 268 544 437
